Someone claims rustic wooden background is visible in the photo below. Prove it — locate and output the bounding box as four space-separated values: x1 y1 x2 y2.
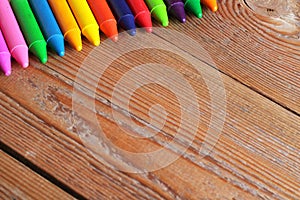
1 0 299 199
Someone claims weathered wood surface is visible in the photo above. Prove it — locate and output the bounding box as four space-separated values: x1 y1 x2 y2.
0 150 74 200
0 0 299 199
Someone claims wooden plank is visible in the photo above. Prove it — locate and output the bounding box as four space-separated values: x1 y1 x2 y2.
0 150 74 200
0 1 299 199
1 35 299 199
171 0 300 113
0 71 259 199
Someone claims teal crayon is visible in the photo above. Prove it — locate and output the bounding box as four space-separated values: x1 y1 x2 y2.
28 0 65 56
10 0 48 63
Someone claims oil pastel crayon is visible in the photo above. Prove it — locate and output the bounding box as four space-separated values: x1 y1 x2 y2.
87 0 118 42
10 0 47 63
164 0 186 23
107 0 136 36
0 30 11 76
67 0 100 46
28 0 65 56
144 0 169 27
48 0 82 51
201 0 218 12
126 0 153 32
183 0 202 18
0 0 28 68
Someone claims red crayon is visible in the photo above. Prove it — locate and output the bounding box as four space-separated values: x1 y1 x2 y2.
126 0 153 32
87 0 118 41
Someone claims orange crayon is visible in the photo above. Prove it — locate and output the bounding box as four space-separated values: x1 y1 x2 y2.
201 0 218 12
48 0 82 51
87 0 118 42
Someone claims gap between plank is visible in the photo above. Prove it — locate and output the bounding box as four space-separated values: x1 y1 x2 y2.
0 141 87 200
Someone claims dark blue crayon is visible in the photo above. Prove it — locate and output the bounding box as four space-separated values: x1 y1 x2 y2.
107 0 136 36
28 0 65 56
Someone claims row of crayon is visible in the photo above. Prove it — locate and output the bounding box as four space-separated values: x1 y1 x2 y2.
0 0 218 76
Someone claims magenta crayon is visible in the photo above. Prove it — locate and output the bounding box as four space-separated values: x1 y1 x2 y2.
0 30 11 76
0 0 29 68
164 0 186 23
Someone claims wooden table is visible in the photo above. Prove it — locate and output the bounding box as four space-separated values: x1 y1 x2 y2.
1 0 299 199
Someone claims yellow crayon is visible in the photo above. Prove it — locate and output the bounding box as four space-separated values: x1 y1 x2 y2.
48 0 82 51
201 0 218 12
67 0 100 46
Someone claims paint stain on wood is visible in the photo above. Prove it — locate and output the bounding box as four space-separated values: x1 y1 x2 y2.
244 0 300 37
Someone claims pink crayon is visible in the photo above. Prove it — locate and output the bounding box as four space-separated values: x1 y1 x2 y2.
0 0 29 68
0 30 11 76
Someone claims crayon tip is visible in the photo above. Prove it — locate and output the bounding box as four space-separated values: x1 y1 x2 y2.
145 27 153 33
169 3 186 23
0 54 12 76
127 29 136 36
201 0 218 12
65 30 82 51
11 45 29 68
22 62 29 68
30 41 48 64
152 5 169 27
82 26 100 46
119 15 136 36
111 35 118 42
91 39 101 46
197 12 203 18
47 35 65 57
212 5 218 12
162 20 169 27
5 70 11 76
135 12 152 33
184 0 203 18
58 51 65 57
100 20 119 42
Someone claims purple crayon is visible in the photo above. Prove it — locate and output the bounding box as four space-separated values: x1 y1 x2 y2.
164 0 186 23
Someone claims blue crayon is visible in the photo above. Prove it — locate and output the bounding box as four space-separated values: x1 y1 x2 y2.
107 0 136 36
28 0 65 56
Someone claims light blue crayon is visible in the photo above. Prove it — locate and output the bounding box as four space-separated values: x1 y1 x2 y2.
28 0 65 56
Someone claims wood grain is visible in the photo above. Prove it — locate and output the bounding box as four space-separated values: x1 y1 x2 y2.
0 0 299 199
1 40 299 199
0 150 74 200
180 0 300 113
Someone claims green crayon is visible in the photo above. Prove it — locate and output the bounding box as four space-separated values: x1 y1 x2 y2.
10 0 47 63
184 0 202 18
144 0 169 27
